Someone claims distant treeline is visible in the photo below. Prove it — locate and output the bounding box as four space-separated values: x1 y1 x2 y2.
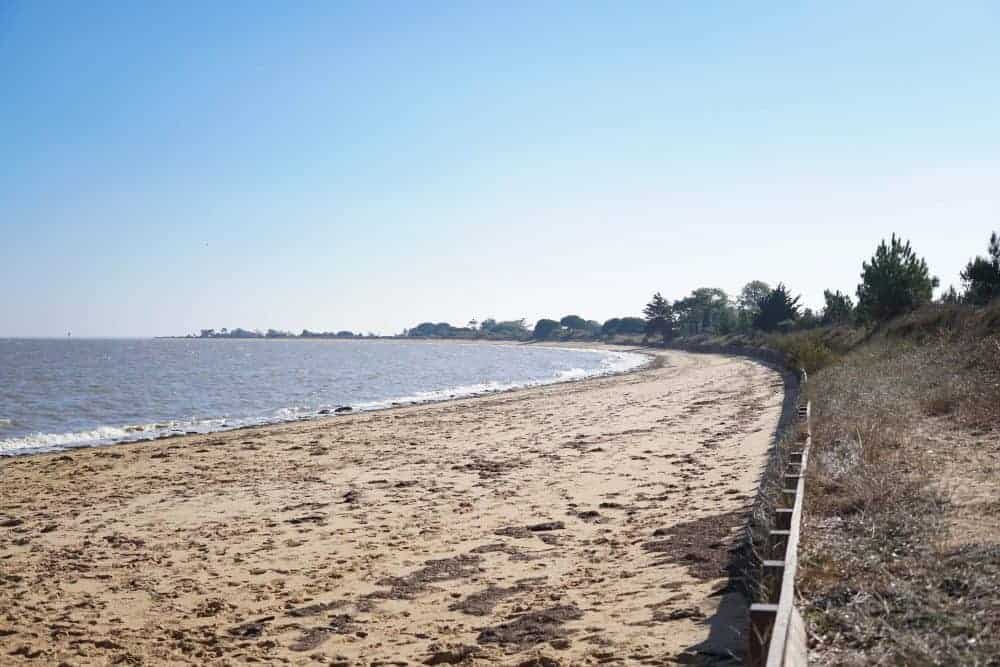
403 315 647 342
403 319 532 340
404 230 1000 344
188 328 377 339
187 232 999 344
637 230 1000 342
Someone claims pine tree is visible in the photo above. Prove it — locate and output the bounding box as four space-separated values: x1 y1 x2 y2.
960 231 1000 305
856 234 938 322
753 284 801 331
643 292 674 342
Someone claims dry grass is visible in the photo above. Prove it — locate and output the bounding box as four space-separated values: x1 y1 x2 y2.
660 305 1000 663
796 303 1000 665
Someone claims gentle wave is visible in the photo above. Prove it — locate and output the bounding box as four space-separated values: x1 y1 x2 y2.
352 349 645 411
0 348 648 456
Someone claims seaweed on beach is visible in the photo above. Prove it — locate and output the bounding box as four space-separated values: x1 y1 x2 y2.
448 577 547 616
367 554 482 600
476 604 583 648
643 509 747 581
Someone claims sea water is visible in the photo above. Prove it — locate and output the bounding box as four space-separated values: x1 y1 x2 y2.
0 338 646 455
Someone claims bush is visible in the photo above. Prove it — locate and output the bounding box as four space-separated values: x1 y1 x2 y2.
532 318 561 339
765 331 839 374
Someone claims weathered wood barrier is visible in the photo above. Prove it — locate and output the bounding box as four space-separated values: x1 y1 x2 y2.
747 371 811 667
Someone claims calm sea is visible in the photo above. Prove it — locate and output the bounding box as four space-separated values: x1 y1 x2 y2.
0 338 645 455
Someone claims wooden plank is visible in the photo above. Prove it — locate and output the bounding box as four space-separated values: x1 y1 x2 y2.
784 606 809 666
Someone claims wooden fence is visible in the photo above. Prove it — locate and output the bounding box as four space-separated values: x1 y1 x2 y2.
747 372 811 667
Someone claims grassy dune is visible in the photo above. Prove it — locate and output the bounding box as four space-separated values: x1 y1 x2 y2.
786 305 1000 664
657 303 1000 663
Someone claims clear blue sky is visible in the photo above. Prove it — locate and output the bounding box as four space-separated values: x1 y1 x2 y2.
2 1 998 337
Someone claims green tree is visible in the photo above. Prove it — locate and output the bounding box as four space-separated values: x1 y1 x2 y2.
645 316 673 342
753 284 801 332
738 280 771 312
856 235 939 322
940 285 962 304
601 318 622 337
643 293 671 320
559 314 587 330
736 280 771 331
673 288 729 336
716 306 739 335
960 231 1000 305
408 322 438 336
822 289 854 325
602 317 646 338
533 318 561 339
617 317 646 334
488 320 530 340
643 292 674 342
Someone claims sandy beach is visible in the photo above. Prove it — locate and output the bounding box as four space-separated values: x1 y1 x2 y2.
0 348 788 666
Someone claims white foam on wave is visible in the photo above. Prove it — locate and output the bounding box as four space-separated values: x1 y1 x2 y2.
352 348 649 411
0 424 134 454
0 418 230 457
0 347 650 456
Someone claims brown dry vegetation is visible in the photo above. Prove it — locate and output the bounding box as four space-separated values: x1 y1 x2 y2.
795 303 1000 665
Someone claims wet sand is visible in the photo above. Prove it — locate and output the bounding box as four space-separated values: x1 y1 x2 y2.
0 348 787 666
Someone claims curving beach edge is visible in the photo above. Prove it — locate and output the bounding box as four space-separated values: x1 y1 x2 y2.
0 347 788 665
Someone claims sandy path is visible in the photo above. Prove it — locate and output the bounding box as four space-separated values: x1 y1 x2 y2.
0 349 787 666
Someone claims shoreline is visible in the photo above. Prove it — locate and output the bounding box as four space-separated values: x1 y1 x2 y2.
1 349 786 665
0 341 651 458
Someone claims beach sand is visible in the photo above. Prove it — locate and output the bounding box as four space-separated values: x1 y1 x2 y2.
0 348 788 666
